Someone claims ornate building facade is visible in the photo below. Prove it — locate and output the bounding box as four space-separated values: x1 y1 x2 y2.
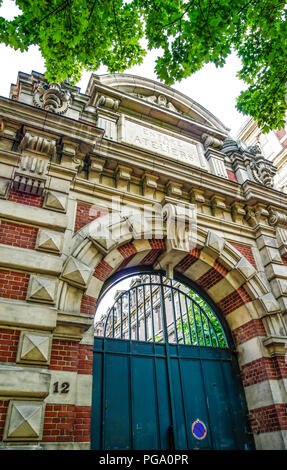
0 71 286 450
237 117 287 194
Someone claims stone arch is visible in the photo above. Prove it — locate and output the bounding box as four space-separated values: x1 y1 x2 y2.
56 212 287 449
59 213 284 352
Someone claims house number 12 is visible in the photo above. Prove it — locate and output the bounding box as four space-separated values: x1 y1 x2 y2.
53 381 70 394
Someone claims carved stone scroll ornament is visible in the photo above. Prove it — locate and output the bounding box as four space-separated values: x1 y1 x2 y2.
248 144 275 188
268 208 287 228
33 81 71 114
96 95 119 110
202 134 224 150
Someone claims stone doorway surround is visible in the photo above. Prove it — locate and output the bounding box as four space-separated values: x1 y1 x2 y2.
0 71 286 451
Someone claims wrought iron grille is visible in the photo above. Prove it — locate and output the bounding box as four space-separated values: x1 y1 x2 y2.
100 273 228 348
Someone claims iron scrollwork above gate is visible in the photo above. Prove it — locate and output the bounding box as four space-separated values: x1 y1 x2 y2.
99 273 228 348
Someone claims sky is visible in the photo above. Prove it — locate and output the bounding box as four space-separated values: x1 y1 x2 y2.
0 0 249 138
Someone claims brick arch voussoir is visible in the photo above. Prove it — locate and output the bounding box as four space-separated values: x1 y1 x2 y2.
173 229 271 347
60 218 273 344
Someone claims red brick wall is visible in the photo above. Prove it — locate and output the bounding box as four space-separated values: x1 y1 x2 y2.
249 404 287 434
230 242 256 267
196 267 224 290
0 221 38 249
175 251 200 273
93 260 113 282
232 319 266 346
42 405 91 443
117 242 138 269
118 242 137 260
226 170 238 183
80 294 97 315
141 249 164 265
0 270 30 300
218 287 251 316
241 357 287 387
8 189 43 207
0 329 20 362
49 340 93 375
74 202 108 233
0 401 9 440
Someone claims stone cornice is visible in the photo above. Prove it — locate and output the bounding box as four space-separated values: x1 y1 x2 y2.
93 138 244 198
0 97 104 147
2 96 287 211
242 180 287 208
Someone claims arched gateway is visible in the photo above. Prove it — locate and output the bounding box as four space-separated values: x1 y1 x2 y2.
0 71 286 450
91 268 254 450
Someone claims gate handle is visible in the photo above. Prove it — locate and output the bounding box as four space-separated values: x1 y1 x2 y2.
168 425 175 450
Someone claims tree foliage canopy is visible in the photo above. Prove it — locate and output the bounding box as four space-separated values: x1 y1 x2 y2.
0 0 286 132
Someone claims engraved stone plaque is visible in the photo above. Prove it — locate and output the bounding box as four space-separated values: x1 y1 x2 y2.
119 117 209 171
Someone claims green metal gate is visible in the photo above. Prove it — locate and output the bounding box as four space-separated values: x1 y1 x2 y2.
91 271 254 450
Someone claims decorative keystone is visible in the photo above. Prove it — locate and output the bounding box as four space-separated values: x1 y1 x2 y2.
26 275 57 304
36 229 63 254
61 256 92 288
43 190 67 212
3 401 45 441
17 331 52 364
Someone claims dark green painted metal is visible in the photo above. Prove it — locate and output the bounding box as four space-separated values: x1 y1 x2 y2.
91 272 255 451
91 338 254 450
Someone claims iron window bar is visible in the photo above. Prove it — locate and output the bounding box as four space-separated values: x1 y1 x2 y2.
102 274 228 348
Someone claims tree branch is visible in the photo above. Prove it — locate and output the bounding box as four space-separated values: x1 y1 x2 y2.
88 0 98 21
35 0 69 26
156 0 196 30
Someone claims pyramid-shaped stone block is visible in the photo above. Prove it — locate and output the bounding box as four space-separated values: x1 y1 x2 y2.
36 229 63 253
43 190 67 212
236 257 256 281
17 332 51 364
259 292 280 314
61 256 92 287
26 275 57 304
4 401 44 441
206 231 225 254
